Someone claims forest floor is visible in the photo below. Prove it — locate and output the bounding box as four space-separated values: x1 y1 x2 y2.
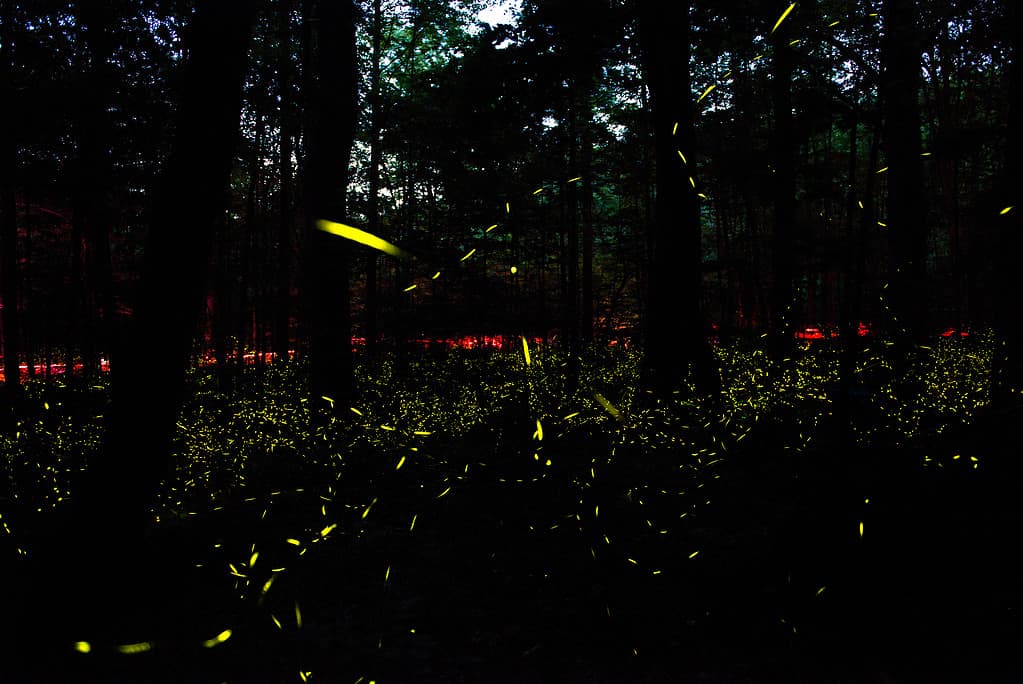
2 346 1022 683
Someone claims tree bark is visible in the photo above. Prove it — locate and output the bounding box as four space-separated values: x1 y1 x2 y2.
78 0 256 536
74 0 117 378
302 0 358 405
638 0 719 397
768 24 796 361
366 0 382 357
275 0 295 363
993 0 1023 408
1 0 19 402
881 0 927 349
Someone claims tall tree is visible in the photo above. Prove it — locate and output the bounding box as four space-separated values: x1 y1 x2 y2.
881 0 927 348
993 0 1022 408
275 0 296 363
638 0 718 396
365 0 382 357
72 0 116 378
0 0 18 403
767 8 797 360
76 0 256 537
302 0 359 405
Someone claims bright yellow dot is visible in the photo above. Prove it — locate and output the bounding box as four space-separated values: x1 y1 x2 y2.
510 265 517 274
73 641 91 654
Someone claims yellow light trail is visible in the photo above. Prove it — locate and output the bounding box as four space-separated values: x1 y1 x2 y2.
771 2 796 34
315 219 411 259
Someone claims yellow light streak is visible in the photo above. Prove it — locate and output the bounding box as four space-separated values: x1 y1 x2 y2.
594 392 623 422
697 84 716 103
202 629 232 648
315 219 410 259
116 642 153 655
771 3 796 34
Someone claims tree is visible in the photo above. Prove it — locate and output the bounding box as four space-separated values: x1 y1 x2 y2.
1 0 19 404
365 0 383 357
275 0 297 363
302 0 359 405
76 0 257 537
638 0 719 397
71 0 117 379
881 0 927 348
993 0 1022 408
767 6 797 360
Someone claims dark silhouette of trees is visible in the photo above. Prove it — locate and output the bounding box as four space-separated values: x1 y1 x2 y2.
993 0 1022 408
275 0 297 363
302 0 359 406
881 0 927 349
365 0 383 357
71 0 116 379
639 0 719 396
77 0 257 536
1 0 18 404
767 8 797 361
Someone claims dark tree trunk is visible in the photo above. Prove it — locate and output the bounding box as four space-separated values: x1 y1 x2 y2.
74 0 116 378
881 0 927 349
366 0 382 357
302 0 358 405
838 115 882 437
77 0 256 537
581 104 594 345
275 0 295 363
564 94 580 391
213 210 232 390
993 0 1023 408
1 0 19 402
638 0 718 397
768 26 796 361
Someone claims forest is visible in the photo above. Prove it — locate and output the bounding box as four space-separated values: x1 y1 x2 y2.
1 0 1021 681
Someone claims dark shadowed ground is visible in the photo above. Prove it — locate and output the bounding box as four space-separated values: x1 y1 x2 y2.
2 383 1022 683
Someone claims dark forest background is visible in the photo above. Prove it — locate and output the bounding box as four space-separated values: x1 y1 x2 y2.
1 0 1019 393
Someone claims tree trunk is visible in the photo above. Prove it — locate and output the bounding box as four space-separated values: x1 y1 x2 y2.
275 0 295 363
1 0 19 403
302 0 358 405
993 0 1023 408
768 25 796 361
581 95 594 344
75 0 116 378
638 0 719 397
366 0 382 357
882 0 927 349
564 92 580 391
77 0 256 537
